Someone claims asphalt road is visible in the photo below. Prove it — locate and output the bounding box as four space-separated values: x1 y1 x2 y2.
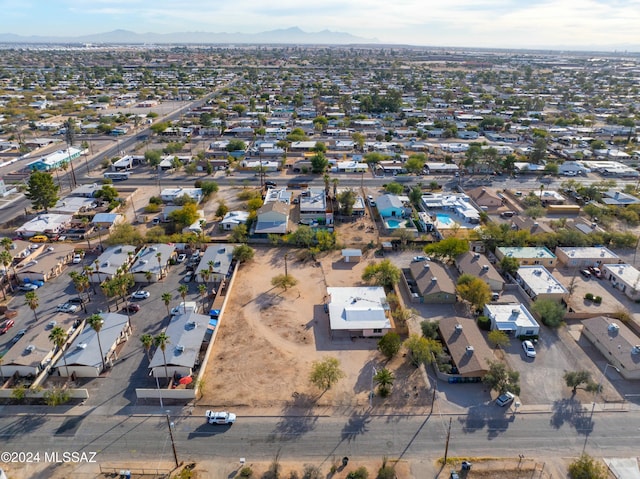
0 409 636 464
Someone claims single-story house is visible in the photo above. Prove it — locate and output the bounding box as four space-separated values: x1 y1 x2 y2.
484 303 540 337
326 286 393 337
50 196 96 215
602 263 640 301
16 214 73 238
160 187 203 204
129 244 176 283
92 213 126 230
299 188 330 225
467 187 503 209
438 317 493 379
495 246 557 269
254 201 290 234
149 310 210 379
408 260 456 304
510 216 554 235
376 194 407 218
581 316 640 380
17 243 75 283
341 249 362 263
516 265 568 302
220 211 250 231
194 244 235 284
56 312 132 377
90 245 137 283
555 246 620 268
26 147 82 171
455 252 504 292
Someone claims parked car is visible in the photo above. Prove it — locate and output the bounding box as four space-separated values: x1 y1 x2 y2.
495 391 515 407
68 297 87 305
0 319 15 335
56 303 79 313
588 266 603 278
9 328 27 344
151 217 161 225
522 340 537 358
131 290 150 300
122 303 141 313
412 256 429 262
205 410 236 425
72 253 83 264
29 235 48 243
265 181 277 188
580 269 592 279
177 254 187 263
19 283 39 291
183 272 194 283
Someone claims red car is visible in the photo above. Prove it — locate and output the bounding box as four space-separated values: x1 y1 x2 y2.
122 304 140 314
0 319 15 334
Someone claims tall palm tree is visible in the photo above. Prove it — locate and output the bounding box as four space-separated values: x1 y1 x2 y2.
199 269 209 284
198 283 208 312
156 252 163 280
161 292 172 317
331 178 339 199
374 368 395 397
0 250 13 296
87 314 106 373
140 334 154 362
69 271 89 313
178 284 188 313
153 332 171 386
0 238 16 291
93 259 101 282
84 265 96 294
144 271 153 285
25 290 39 321
49 326 69 377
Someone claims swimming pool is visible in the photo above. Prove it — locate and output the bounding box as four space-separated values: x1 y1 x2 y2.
386 219 403 229
435 213 455 226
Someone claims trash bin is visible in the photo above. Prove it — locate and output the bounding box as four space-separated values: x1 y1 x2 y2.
342 457 349 467
461 461 472 470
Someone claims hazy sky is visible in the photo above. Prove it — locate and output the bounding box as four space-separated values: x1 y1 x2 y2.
2 0 640 50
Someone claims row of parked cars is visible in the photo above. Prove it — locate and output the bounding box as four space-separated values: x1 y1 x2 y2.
580 266 603 279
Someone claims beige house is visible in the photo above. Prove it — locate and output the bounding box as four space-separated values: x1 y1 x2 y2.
254 201 290 234
438 317 493 379
467 187 503 209
455 252 504 292
495 246 557 269
555 246 620 269
17 243 75 283
408 260 456 304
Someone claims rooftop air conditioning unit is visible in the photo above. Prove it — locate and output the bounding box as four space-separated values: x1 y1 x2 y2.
482 265 489 270
631 345 640 355
466 346 474 353
176 345 185 353
608 323 620 333
474 253 481 259
431 277 437 282
455 324 463 332
511 308 520 314
25 345 35 353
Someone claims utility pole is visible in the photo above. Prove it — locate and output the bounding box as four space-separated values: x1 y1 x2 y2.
166 413 179 467
443 417 452 464
284 254 288 277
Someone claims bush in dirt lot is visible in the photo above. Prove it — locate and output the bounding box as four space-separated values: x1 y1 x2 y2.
594 296 602 304
585 293 594 301
239 466 253 477
346 467 369 479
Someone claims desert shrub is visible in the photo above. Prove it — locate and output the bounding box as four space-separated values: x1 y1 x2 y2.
239 466 253 477
585 293 594 301
476 315 491 331
347 467 369 479
594 296 602 304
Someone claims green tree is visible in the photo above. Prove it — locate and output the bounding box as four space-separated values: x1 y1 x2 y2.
310 152 328 173
337 190 357 216
95 184 119 204
49 326 69 376
140 333 154 362
226 139 246 152
424 237 469 263
421 320 440 340
374 368 395 397
271 274 298 291
232 244 254 263
482 360 521 395
384 182 403 195
309 356 345 391
25 290 39 321
153 332 171 385
456 274 492 312
488 330 510 349
499 256 519 277
104 223 144 247
200 181 219 198
0 250 14 293
563 371 600 394
215 200 229 218
530 298 566 328
362 259 401 288
144 150 162 167
168 202 200 228
377 332 402 360
229 224 248 243
25 170 60 212
568 454 607 479
404 334 442 367
87 314 106 372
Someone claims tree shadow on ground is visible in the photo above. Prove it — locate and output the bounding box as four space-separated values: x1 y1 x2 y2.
269 392 318 442
550 398 594 435
341 410 371 443
460 403 513 439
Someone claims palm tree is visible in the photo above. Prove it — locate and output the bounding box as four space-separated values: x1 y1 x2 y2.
93 259 100 282
87 314 106 373
0 238 16 291
0 250 13 296
178 284 188 313
144 270 153 285
49 326 69 377
140 334 154 362
161 292 172 317
25 290 39 321
199 269 208 284
83 265 96 294
331 177 339 199
69 271 89 313
207 260 215 279
156 252 163 280
198 283 208 312
374 368 395 397
153 332 171 386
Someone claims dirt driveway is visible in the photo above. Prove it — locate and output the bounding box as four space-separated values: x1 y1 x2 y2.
201 247 429 412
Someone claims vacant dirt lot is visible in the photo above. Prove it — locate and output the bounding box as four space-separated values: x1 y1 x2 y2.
201 246 429 412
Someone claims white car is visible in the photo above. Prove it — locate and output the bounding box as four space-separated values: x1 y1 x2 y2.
56 303 79 313
19 283 39 291
205 410 236 425
522 340 536 358
177 254 187 263
131 290 150 300
495 391 515 407
72 254 83 264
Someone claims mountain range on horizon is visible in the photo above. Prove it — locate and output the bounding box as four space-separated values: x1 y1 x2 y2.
0 27 379 45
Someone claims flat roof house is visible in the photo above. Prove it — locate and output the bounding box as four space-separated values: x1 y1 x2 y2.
254 201 290 235
220 211 250 231
455 252 504 292
484 303 540 337
438 317 493 379
555 247 620 268
326 286 392 338
581 316 640 380
408 260 456 304
16 214 73 238
299 188 330 225
601 263 640 301
56 312 131 377
26 147 82 171
129 244 176 283
90 245 137 283
516 265 568 302
17 243 75 283
160 187 203 204
194 244 235 284
149 310 210 379
495 246 557 269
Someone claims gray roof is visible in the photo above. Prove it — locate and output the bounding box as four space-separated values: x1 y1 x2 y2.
194 244 235 280
57 313 129 369
149 311 210 369
94 245 137 277
129 244 175 275
376 194 403 211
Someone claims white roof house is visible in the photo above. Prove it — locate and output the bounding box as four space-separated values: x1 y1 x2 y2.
602 264 640 301
483 303 540 337
129 244 176 283
555 246 620 268
220 211 250 231
326 286 392 337
149 310 210 379
263 187 291 205
160 187 203 204
91 245 137 282
516 265 568 302
16 214 73 237
50 196 95 215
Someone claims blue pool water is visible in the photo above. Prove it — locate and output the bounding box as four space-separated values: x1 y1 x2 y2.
386 219 402 229
435 213 455 226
